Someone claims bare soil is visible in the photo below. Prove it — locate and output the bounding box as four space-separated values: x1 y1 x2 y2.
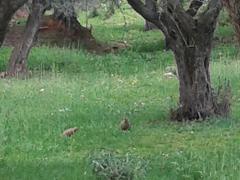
3 16 128 54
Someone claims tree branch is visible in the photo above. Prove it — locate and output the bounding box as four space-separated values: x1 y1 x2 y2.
127 0 197 48
127 0 158 21
186 0 204 16
127 0 169 37
198 0 222 28
196 0 222 46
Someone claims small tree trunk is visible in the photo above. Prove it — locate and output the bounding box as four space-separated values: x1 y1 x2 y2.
7 0 45 75
172 47 215 121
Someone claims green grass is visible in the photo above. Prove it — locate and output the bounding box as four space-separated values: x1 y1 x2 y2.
0 4 240 180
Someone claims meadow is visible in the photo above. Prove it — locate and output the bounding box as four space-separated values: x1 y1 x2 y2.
0 5 240 180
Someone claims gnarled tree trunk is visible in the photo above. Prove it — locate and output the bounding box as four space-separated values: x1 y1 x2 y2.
169 12 218 120
7 0 46 75
127 0 224 121
0 0 27 47
173 47 214 120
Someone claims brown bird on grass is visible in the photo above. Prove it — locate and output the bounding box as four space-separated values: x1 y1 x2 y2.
120 118 131 131
63 127 79 137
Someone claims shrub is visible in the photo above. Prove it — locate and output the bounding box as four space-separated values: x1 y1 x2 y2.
89 151 148 180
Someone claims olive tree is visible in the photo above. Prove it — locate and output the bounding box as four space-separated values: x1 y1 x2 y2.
8 0 47 75
127 0 228 121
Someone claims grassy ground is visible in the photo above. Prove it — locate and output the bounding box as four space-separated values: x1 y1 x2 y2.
1 4 240 180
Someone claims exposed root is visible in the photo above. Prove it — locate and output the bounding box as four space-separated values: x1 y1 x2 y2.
170 107 213 122
171 82 232 122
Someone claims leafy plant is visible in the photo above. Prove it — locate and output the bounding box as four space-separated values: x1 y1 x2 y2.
89 151 148 180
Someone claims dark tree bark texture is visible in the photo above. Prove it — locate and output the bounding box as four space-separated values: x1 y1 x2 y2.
144 0 157 31
127 0 223 121
0 0 27 47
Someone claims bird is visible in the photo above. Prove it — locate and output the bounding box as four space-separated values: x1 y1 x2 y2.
63 127 79 137
120 118 131 131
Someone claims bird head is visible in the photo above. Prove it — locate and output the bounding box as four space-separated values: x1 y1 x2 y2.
73 127 79 132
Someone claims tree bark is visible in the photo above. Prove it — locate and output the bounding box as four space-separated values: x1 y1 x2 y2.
7 0 46 75
172 47 214 120
127 0 224 121
144 0 157 31
0 0 27 47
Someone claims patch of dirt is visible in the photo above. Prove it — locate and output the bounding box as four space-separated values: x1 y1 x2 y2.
3 16 128 54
